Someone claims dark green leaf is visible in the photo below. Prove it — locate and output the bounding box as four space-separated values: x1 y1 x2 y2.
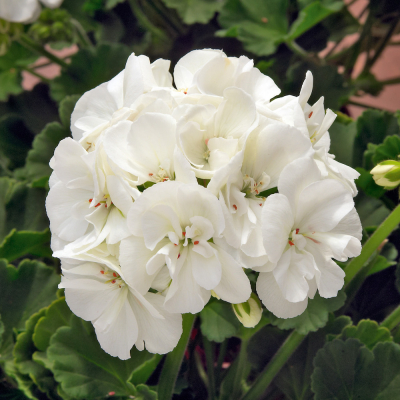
353 109 400 168
372 135 400 166
0 84 59 135
268 291 346 335
0 316 3 350
367 255 396 276
0 42 37 70
218 0 288 56
356 167 386 198
0 116 33 172
0 229 51 262
0 178 48 243
340 320 392 350
33 298 72 352
161 0 225 24
23 122 70 186
311 339 400 400
50 43 132 102
59 95 80 129
328 117 357 167
355 191 390 229
0 70 23 101
200 300 241 342
287 1 343 40
0 259 60 359
47 315 156 398
247 325 288 370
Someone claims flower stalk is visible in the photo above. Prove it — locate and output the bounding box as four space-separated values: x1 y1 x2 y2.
344 203 400 285
381 304 400 331
158 314 196 400
240 331 305 400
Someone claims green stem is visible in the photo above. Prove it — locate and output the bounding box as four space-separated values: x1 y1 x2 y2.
203 337 216 400
215 340 228 386
240 331 305 400
71 18 93 48
286 41 320 65
158 313 196 400
231 339 250 400
344 203 400 285
364 18 399 72
381 305 400 331
128 0 168 42
346 99 389 111
22 67 51 83
18 34 69 69
379 76 400 86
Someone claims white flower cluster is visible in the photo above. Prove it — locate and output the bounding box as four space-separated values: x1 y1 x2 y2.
47 49 362 359
0 0 63 24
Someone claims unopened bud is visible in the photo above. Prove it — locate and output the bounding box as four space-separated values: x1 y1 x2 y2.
371 160 400 189
232 293 262 328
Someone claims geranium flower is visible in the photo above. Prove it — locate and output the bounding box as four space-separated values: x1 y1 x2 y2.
121 181 252 314
257 157 362 318
60 254 182 359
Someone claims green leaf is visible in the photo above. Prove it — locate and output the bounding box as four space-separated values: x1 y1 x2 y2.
50 43 132 102
105 0 125 9
353 109 400 169
0 259 60 359
0 116 33 172
356 167 386 198
58 95 80 129
0 42 37 70
355 192 390 229
0 229 51 262
128 354 163 386
287 1 343 40
247 325 288 370
23 122 70 186
340 320 392 350
161 0 225 24
0 70 23 100
135 384 158 400
13 308 62 400
328 117 357 167
0 178 48 243
367 255 396 276
218 0 288 56
372 135 400 166
0 84 59 136
200 300 241 342
311 339 400 400
268 291 346 335
33 298 72 352
47 315 156 398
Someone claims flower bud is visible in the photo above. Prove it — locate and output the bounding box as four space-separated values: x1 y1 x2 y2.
232 293 262 328
371 160 400 189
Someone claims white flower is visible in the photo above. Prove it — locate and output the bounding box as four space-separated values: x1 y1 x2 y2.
121 181 252 314
257 157 362 318
60 254 182 359
71 53 173 150
207 120 312 263
268 71 359 196
178 87 258 179
46 137 137 258
174 49 281 105
103 113 196 186
0 0 63 23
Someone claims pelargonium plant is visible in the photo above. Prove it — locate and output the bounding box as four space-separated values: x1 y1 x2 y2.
46 49 362 360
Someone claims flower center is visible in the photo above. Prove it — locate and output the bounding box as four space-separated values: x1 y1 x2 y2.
100 268 125 288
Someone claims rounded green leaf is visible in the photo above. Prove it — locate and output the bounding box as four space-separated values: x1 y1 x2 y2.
312 339 400 400
340 319 392 350
47 315 156 399
200 299 240 342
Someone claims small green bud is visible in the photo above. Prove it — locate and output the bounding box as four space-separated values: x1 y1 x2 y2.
371 160 400 189
232 293 262 328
